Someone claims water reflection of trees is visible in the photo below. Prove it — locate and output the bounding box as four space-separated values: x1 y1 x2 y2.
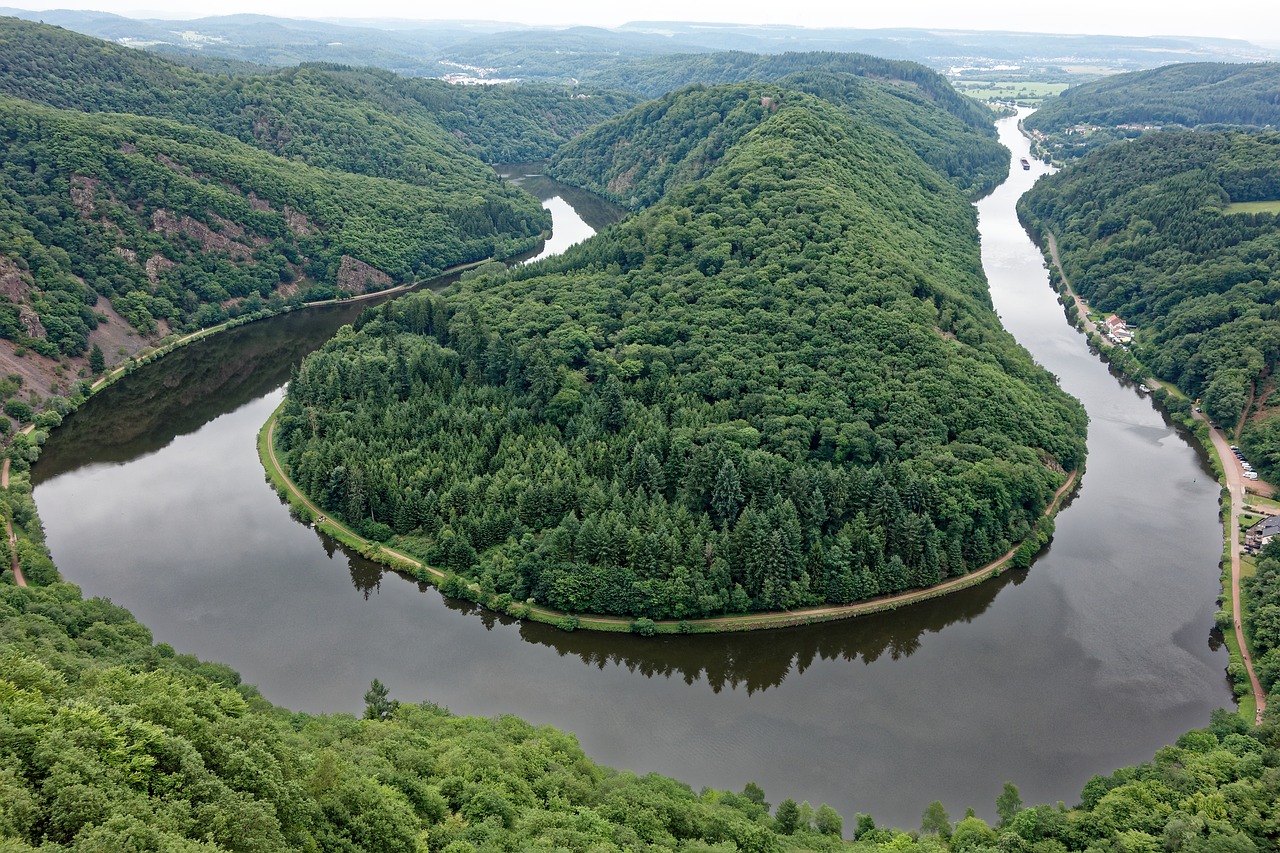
337 530 1031 694
493 164 627 233
33 304 368 482
32 283 465 483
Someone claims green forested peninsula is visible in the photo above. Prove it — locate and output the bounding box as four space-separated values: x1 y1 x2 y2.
1019 130 1280 481
1024 62 1280 161
275 87 1086 621
0 95 548 359
561 53 1008 199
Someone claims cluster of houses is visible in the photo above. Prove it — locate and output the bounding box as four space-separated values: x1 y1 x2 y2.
1245 516 1280 553
1102 314 1133 345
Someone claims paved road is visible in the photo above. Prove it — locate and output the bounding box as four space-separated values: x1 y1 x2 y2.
1197 411 1267 723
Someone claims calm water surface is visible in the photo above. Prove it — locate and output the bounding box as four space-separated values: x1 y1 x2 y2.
34 131 1230 828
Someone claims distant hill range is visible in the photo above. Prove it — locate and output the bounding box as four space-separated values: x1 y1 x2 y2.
1023 62 1280 161
2 8 1276 83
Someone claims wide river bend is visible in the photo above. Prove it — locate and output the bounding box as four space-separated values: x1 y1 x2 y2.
33 122 1230 828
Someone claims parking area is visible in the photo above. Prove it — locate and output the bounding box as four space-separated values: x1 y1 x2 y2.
1230 445 1260 480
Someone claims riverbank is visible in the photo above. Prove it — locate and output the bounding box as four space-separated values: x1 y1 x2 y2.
1032 224 1269 722
85 255 501 398
0 256 501 594
260 403 1078 635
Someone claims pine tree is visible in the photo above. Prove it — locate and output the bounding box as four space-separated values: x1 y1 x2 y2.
88 343 105 375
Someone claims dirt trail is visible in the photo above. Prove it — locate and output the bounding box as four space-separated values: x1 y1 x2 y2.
2 455 26 587
265 412 1077 632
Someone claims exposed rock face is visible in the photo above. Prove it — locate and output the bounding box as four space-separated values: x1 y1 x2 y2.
114 247 138 264
282 206 315 236
18 306 45 339
145 253 175 284
0 258 32 303
151 209 259 261
336 255 392 294
69 175 100 217
607 164 638 196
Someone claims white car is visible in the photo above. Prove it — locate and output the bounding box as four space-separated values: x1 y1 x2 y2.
1244 471 1259 480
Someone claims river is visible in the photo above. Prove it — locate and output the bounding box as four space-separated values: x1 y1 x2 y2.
32 127 1230 829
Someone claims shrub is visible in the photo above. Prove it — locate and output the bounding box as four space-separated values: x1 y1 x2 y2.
631 617 657 637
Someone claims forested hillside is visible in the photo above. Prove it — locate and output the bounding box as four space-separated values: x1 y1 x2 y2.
562 51 1007 198
3 571 1278 851
549 78 1006 206
1024 62 1280 161
1019 130 1280 482
0 18 637 167
0 18 604 414
275 87 1086 621
0 96 548 359
0 580 850 852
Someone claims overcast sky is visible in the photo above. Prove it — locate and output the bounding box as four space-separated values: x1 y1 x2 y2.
8 0 1280 46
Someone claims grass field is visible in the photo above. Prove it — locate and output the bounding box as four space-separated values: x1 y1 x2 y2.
1226 200 1280 215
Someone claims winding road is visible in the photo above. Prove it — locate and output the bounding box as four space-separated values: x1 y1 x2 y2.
1200 411 1269 723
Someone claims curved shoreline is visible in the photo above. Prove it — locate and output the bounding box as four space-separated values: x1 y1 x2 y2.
260 403 1078 634
85 255 498 398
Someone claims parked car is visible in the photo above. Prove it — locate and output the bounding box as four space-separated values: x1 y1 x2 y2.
1245 471 1259 480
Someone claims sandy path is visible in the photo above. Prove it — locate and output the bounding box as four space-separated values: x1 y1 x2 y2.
1 455 26 587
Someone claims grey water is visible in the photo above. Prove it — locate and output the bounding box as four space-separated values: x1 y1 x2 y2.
33 131 1229 829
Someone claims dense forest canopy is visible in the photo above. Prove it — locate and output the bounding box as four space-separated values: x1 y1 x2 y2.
276 86 1086 621
1024 62 1280 161
1019 130 1280 482
549 76 1006 205
561 51 1008 198
3 570 1279 851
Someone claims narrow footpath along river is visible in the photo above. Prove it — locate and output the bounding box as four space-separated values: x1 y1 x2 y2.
33 130 1229 829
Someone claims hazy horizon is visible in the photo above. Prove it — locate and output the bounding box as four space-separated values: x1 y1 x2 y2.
5 1 1279 47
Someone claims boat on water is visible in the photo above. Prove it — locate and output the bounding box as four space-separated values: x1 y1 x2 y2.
1020 158 1031 170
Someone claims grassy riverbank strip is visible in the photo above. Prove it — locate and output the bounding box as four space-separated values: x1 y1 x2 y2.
1028 222 1266 720
260 403 1078 635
